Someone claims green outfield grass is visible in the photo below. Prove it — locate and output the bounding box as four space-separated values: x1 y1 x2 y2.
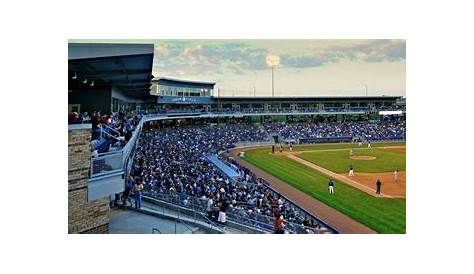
298 147 406 173
242 142 406 233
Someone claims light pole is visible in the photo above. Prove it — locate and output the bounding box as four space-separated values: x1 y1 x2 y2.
253 71 257 97
271 65 274 97
362 83 368 96
266 54 280 97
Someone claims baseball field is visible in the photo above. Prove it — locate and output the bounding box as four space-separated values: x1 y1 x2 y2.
239 142 406 234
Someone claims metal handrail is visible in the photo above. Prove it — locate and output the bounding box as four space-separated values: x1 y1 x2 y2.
199 212 225 233
100 127 121 142
174 218 195 234
103 124 121 136
143 190 327 234
152 227 162 234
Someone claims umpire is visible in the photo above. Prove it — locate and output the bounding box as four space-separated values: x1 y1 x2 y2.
376 178 382 195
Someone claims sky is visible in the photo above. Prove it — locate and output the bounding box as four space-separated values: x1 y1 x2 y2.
69 39 405 97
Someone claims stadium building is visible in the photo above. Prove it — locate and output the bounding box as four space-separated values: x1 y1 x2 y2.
68 42 405 234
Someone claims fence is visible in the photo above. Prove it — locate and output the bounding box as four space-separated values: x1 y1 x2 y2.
143 188 331 234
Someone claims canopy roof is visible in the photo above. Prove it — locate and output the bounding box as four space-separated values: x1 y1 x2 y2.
68 43 155 99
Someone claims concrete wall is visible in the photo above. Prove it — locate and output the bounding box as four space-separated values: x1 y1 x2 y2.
68 124 110 233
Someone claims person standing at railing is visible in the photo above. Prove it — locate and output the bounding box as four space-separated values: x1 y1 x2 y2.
217 198 229 225
124 116 133 142
134 179 144 209
206 195 216 221
275 214 285 234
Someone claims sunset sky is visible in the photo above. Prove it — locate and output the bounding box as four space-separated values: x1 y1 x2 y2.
69 39 406 97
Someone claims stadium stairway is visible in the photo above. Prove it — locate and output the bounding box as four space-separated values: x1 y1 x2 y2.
206 155 241 181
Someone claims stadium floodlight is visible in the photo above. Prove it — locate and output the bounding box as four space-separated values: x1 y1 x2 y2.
266 54 280 97
72 73 77 80
82 78 87 84
266 54 280 66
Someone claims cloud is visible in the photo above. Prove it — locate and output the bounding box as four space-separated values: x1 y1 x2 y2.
152 39 406 77
276 40 405 69
153 41 269 76
281 55 326 68
322 39 406 63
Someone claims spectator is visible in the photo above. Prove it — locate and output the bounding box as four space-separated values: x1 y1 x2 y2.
122 176 133 207
206 195 215 221
218 199 229 225
275 215 285 234
134 179 144 209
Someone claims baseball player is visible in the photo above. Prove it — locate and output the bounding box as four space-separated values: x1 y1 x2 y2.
349 149 354 156
289 143 293 152
279 143 283 153
328 179 335 194
394 169 399 182
367 141 372 148
349 164 354 176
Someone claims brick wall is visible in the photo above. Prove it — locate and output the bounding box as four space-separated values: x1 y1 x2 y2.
68 124 110 234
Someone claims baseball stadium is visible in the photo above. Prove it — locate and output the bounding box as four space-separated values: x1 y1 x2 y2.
68 41 406 234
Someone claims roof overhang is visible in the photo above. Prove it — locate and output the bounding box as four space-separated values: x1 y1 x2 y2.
68 43 155 100
153 77 216 88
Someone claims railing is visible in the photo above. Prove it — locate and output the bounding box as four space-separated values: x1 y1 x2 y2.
103 124 121 137
233 140 274 148
151 227 162 234
90 116 145 178
174 215 196 234
99 127 122 143
143 195 225 234
143 189 330 234
90 151 123 176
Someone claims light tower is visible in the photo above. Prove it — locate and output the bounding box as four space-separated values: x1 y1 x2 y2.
266 54 280 97
362 82 368 96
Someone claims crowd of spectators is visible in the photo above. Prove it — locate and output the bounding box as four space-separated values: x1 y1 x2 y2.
69 110 143 154
129 122 335 233
264 120 406 141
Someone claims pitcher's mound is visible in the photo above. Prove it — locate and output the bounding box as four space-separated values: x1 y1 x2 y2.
351 156 376 160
